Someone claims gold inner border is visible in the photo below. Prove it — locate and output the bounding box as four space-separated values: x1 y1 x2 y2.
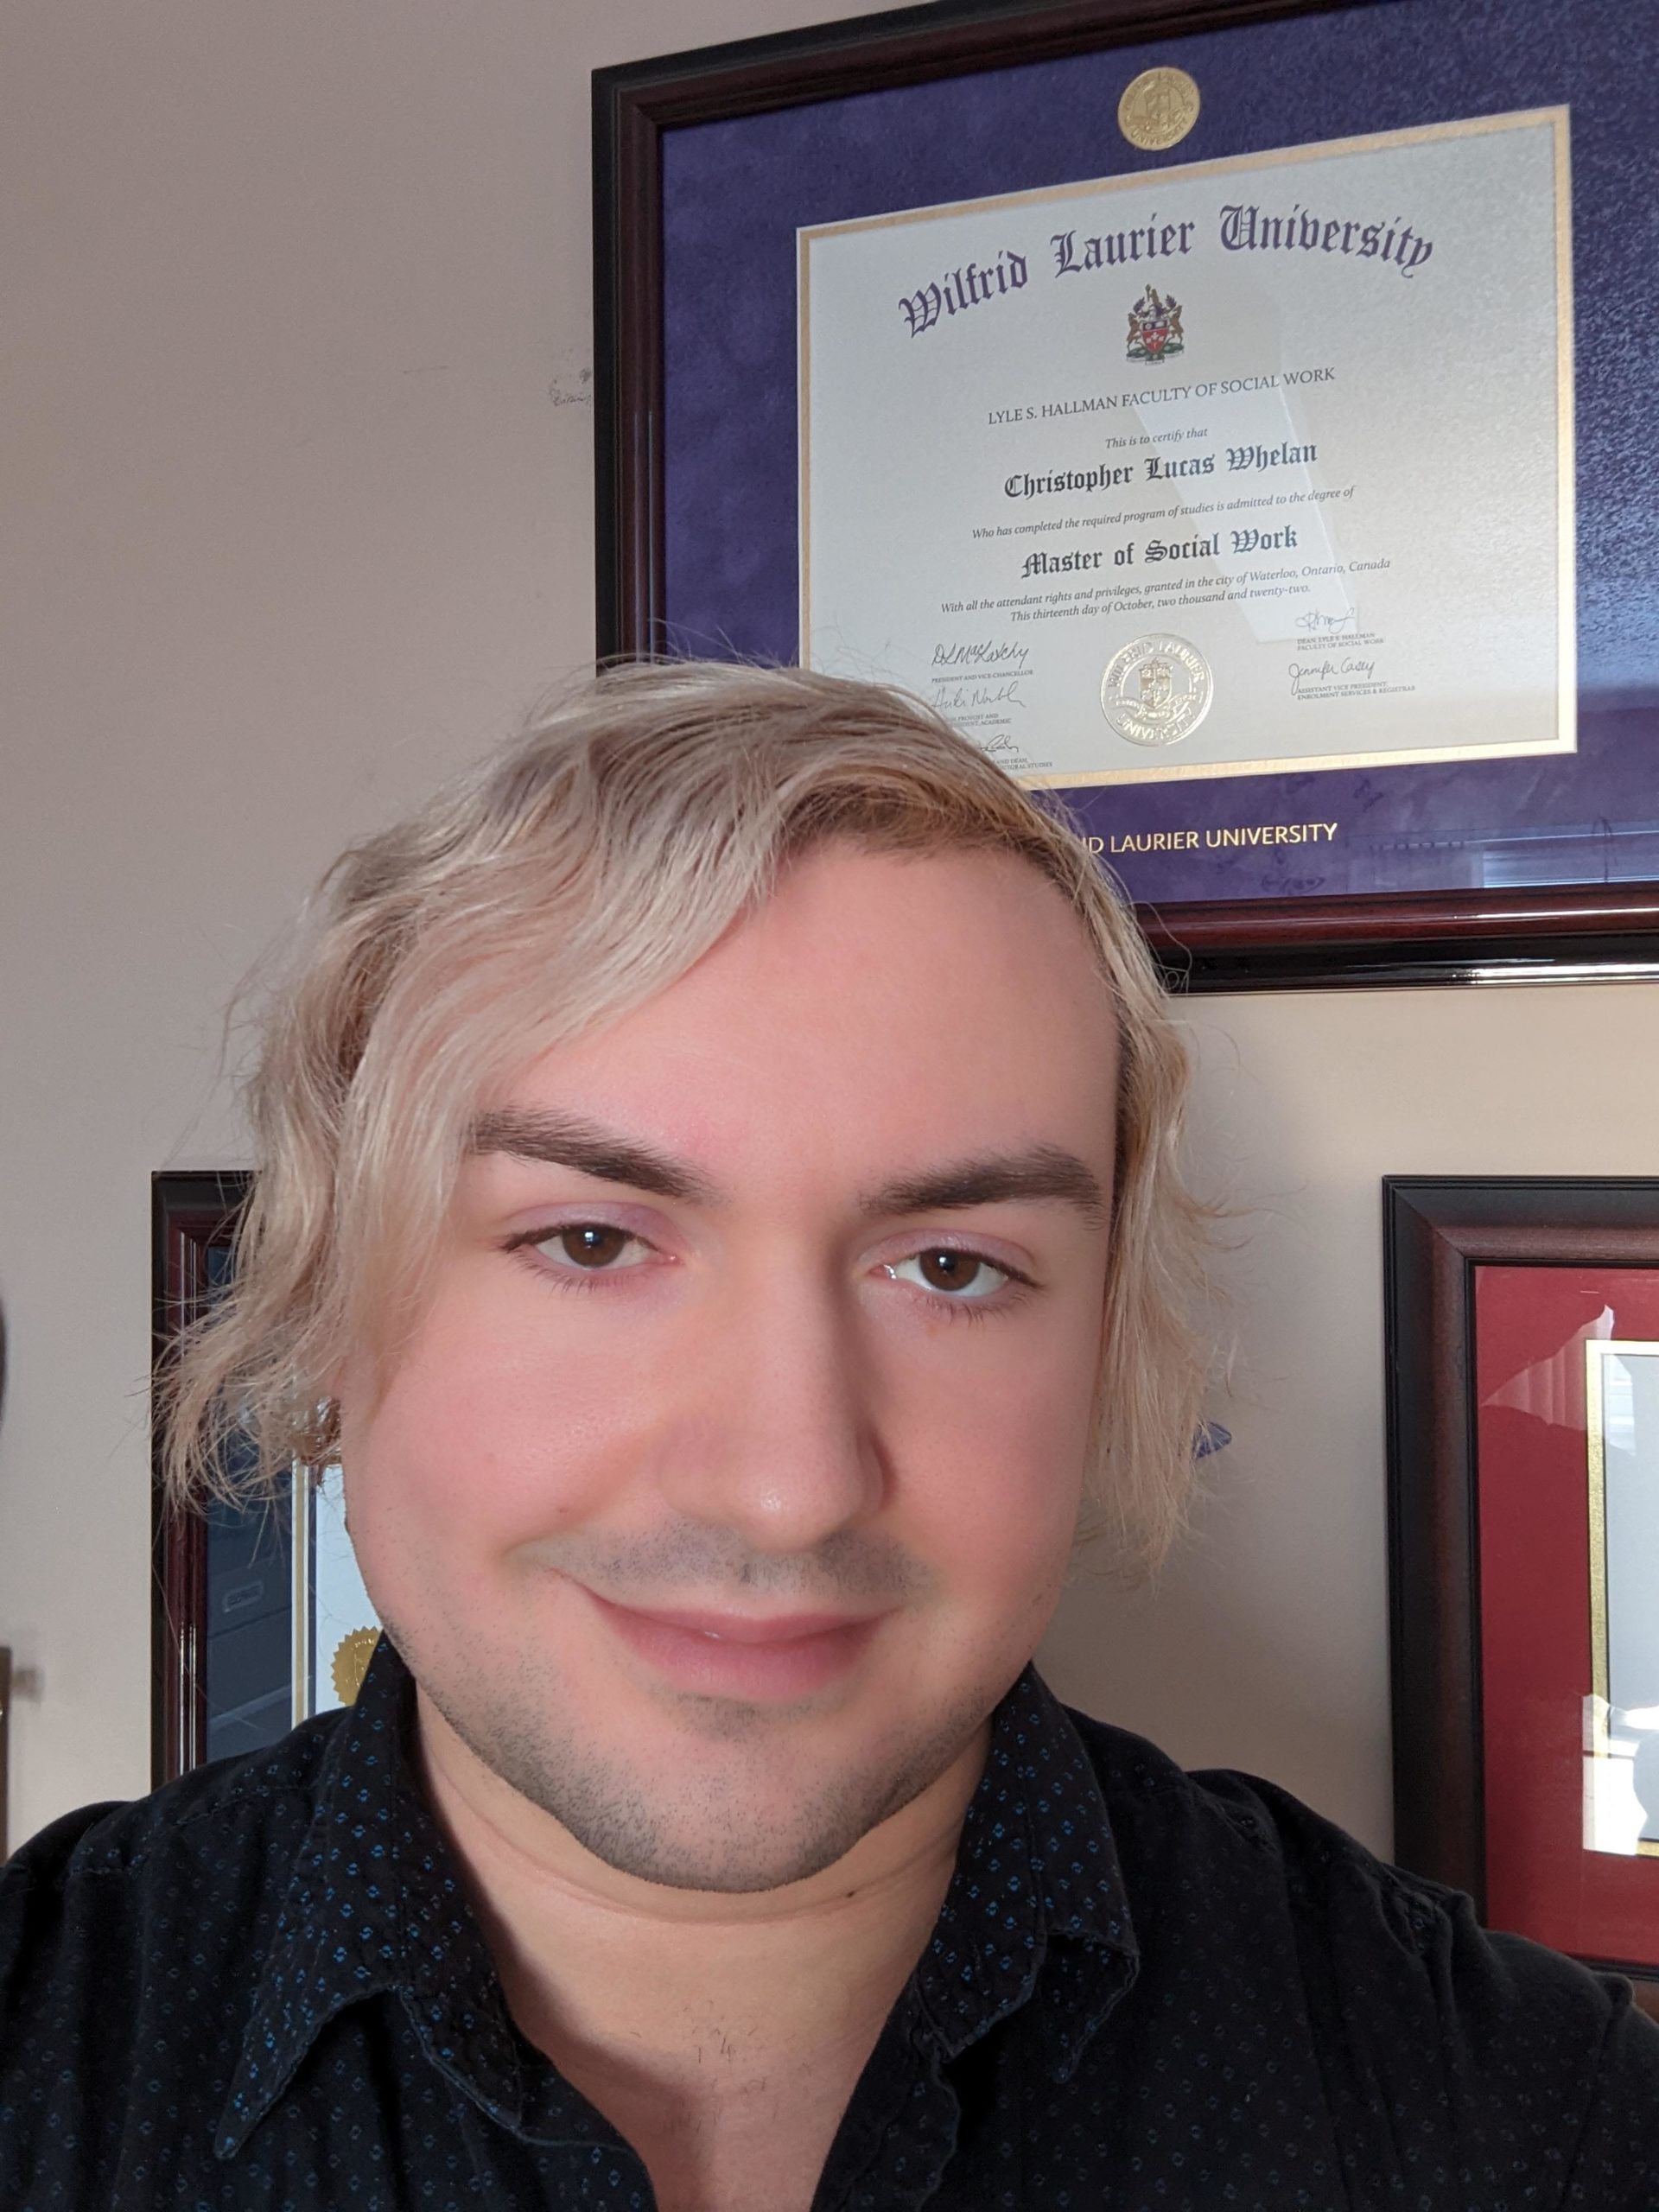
797 106 1576 790
1585 1338 1659 1859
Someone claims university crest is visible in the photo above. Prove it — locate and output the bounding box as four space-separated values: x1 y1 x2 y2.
1127 286 1185 362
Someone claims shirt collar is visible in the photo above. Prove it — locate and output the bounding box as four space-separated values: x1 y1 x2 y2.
217 1637 528 2159
913 1664 1138 2082
219 1645 1138 2158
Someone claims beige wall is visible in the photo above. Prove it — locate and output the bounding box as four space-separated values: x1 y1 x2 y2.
1 0 1651 1856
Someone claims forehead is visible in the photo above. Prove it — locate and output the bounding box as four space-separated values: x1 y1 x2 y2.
484 843 1119 1176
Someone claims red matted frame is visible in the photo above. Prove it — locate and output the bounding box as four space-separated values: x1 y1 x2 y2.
1385 1177 1659 2018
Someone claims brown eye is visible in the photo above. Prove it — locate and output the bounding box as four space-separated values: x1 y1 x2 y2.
917 1249 984 1293
548 1224 636 1269
886 1249 1013 1301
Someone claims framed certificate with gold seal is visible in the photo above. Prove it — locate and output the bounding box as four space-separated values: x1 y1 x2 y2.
596 0 1659 988
292 1467 383 1726
800 109 1571 791
151 1173 380 1783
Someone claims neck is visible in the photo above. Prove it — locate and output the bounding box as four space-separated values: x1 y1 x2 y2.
413 1690 988 2083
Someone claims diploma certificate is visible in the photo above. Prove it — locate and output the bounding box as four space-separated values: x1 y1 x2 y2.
800 111 1573 785
1587 1340 1659 1858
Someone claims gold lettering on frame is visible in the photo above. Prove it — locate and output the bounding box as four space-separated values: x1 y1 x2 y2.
1084 820 1340 855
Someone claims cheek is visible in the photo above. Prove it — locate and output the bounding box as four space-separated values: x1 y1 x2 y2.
893 1321 1096 1599
339 1303 654 1575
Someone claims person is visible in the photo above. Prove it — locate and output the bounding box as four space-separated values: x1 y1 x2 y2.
2 662 1655 2211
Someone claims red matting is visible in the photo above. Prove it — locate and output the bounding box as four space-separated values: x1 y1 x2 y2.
1475 1263 1659 1971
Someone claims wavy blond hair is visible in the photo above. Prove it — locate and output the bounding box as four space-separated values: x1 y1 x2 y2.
162 660 1213 1574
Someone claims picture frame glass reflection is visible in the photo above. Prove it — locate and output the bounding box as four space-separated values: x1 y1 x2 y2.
1586 1341 1659 1858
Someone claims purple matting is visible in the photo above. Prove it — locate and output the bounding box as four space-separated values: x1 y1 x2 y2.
659 0 1657 907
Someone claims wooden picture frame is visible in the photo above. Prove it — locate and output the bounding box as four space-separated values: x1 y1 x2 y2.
151 1171 251 1786
152 1172 381 1784
1385 1175 1659 2018
0 1645 11 1865
593 0 1659 989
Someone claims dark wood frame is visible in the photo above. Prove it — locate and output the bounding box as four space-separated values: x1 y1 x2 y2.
1384 1175 1659 2018
150 1170 251 1787
0 1644 11 1863
593 0 1659 991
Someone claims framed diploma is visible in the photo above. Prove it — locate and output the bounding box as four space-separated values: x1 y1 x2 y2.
595 0 1659 988
803 111 1571 788
151 1173 380 1783
1385 1178 1659 2018
291 1465 382 1725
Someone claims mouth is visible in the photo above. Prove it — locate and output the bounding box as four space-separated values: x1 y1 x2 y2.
583 1590 885 1701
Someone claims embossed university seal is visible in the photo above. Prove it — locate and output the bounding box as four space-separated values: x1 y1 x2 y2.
1101 634 1213 748
331 1624 382 1706
1116 67 1201 153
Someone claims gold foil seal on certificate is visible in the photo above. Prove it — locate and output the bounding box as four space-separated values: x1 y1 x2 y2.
1117 68 1201 152
1101 635 1213 747
332 1625 381 1706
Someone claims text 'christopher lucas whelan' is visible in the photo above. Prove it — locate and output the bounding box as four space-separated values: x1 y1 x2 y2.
897 202 1433 337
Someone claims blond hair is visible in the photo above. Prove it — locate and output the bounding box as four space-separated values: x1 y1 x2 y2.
162 661 1213 1574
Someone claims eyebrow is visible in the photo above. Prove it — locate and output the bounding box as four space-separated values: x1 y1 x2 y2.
859 1146 1109 1230
470 1109 1107 1230
467 1109 720 1205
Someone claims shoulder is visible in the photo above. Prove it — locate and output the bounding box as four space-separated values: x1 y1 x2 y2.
4 1710 341 1885
1063 1703 1659 2193
1066 1697 1555 1974
1 1713 342 2015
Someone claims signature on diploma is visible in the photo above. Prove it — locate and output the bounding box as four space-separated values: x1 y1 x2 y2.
1288 657 1377 697
931 639 1032 673
932 677 1027 714
1294 607 1359 636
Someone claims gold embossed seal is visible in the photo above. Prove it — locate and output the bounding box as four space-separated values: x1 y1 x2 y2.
332 1625 382 1706
1117 67 1201 152
1101 634 1212 748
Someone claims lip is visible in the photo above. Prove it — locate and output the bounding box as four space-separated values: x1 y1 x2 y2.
585 1589 884 1701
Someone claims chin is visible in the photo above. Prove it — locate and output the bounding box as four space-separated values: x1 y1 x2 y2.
412 1625 1001 1893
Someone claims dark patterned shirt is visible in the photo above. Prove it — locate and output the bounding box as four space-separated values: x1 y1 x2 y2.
3 1639 1656 2209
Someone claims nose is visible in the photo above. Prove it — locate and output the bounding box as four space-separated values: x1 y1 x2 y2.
654 1252 887 1557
